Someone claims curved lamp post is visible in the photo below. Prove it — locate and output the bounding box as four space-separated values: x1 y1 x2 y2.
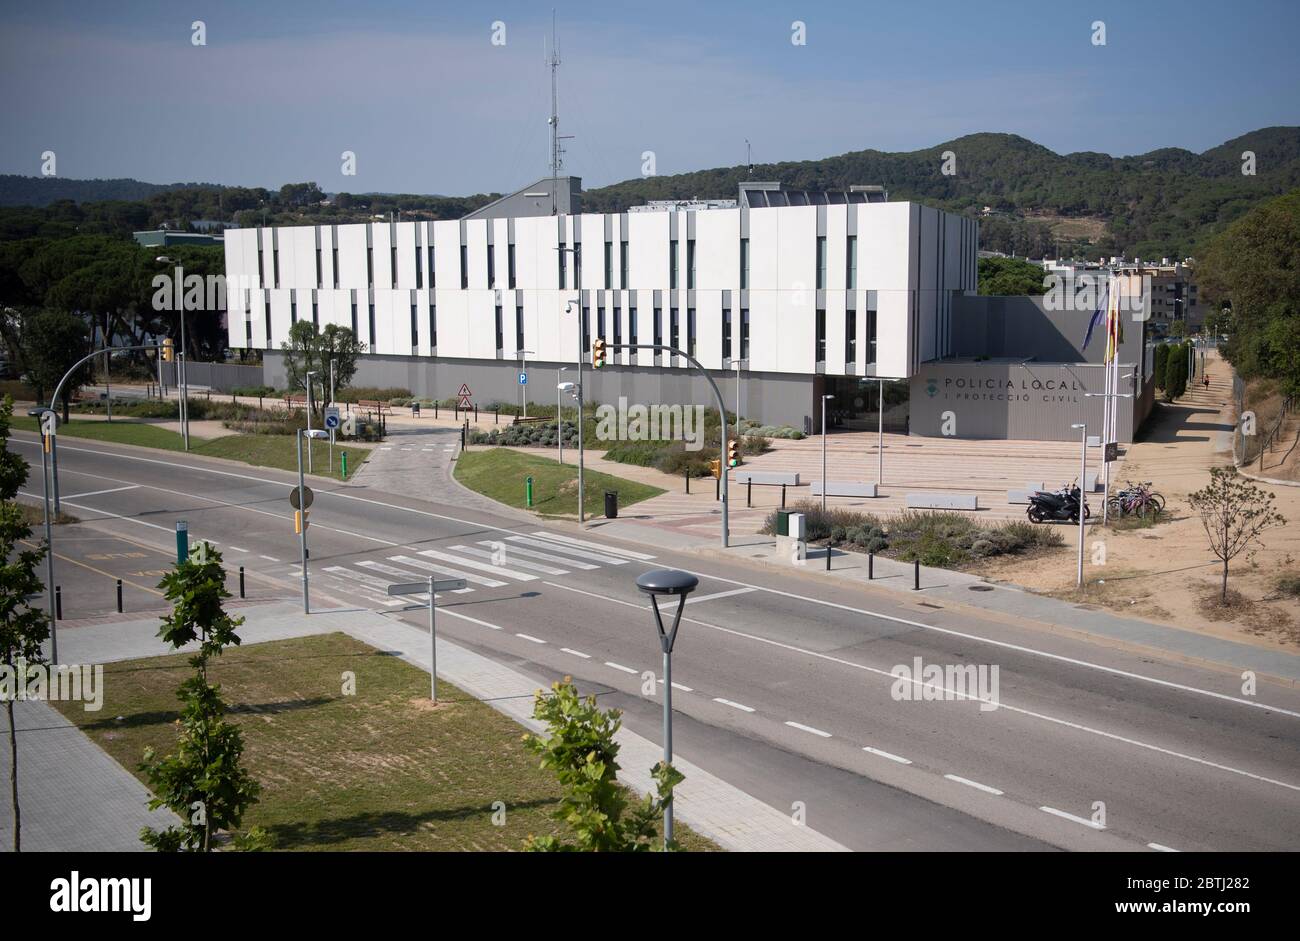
635 568 698 849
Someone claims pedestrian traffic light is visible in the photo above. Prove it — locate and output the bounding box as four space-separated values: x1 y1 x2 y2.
593 337 607 369
161 337 174 362
708 459 721 479
727 439 741 468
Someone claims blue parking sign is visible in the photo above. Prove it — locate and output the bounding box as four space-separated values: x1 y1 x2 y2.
518 372 528 385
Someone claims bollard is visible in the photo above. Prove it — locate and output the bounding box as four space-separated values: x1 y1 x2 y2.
341 451 348 479
239 565 246 599
913 558 920 590
116 578 123 613
825 541 832 571
747 479 752 508
781 483 787 509
715 475 720 501
474 405 478 422
460 425 466 450
868 551 874 580
526 476 534 507
55 585 62 620
259 395 264 410
435 403 439 419
685 468 690 495
495 406 499 425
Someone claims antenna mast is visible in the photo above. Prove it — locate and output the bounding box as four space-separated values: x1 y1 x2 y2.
547 10 562 215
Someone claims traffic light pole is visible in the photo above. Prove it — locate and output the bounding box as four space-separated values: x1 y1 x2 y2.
297 429 310 614
599 341 730 548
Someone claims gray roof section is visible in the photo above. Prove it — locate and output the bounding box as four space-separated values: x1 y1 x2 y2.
462 176 582 220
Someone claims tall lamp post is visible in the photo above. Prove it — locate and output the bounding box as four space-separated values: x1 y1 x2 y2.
156 256 190 451
305 370 318 474
297 427 329 613
1070 422 1088 587
557 365 569 467
820 394 834 512
635 568 698 850
561 295 585 523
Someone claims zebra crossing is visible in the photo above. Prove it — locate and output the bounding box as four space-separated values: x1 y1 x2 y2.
316 531 654 608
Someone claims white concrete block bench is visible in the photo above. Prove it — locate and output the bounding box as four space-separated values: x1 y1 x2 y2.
906 492 979 511
811 480 878 498
735 470 801 486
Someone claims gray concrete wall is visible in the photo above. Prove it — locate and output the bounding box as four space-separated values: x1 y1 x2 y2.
951 294 1146 366
263 351 815 430
909 361 1143 443
162 361 264 392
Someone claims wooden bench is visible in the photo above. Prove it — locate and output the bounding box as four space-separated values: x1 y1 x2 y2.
283 395 308 410
512 415 550 425
354 399 391 416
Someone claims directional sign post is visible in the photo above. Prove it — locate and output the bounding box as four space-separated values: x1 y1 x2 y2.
387 576 467 702
325 406 340 473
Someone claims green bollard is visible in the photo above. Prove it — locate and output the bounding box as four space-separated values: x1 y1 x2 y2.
341 451 348 479
526 475 534 507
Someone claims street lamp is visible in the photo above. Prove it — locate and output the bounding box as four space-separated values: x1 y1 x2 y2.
297 427 329 613
28 407 58 662
156 255 189 450
305 370 319 474
557 365 569 467
1070 422 1087 588
562 297 585 523
635 568 699 850
821 394 835 512
516 349 535 418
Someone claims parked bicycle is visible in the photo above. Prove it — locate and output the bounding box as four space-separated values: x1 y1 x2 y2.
1106 480 1165 518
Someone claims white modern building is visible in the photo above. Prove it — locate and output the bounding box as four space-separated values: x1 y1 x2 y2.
223 177 978 431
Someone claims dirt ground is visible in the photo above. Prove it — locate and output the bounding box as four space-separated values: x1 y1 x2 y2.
977 353 1300 651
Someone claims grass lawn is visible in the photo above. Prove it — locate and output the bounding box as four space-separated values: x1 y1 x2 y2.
11 415 365 482
455 447 664 517
51 632 715 851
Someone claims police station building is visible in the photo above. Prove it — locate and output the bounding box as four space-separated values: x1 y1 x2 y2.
222 177 1153 443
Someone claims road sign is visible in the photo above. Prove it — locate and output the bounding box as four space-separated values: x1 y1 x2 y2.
457 382 473 408
324 406 340 430
289 486 314 510
518 372 528 385
387 578 467 596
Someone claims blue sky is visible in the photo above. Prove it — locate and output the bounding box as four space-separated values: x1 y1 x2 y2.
1 0 1297 195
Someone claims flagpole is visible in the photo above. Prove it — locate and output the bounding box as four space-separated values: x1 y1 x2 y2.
1102 276 1115 525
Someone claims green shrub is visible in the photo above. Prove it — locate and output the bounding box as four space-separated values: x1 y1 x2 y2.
1277 573 1300 598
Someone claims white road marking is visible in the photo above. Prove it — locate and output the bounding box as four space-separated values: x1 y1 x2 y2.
785 721 832 738
863 746 912 765
228 545 248 553
542 580 1300 793
449 544 569 575
61 485 140 499
1039 806 1105 830
416 548 537 581
260 555 279 562
605 661 638 674
560 647 591 659
682 587 756 605
482 540 596 570
657 679 694 692
389 554 506 588
530 531 656 560
714 697 755 713
515 633 546 644
944 774 1004 796
506 535 629 565
1147 842 1179 852
359 559 474 594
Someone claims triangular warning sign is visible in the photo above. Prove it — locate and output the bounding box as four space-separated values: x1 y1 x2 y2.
457 383 471 397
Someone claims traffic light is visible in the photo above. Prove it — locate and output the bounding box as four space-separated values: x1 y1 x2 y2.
294 510 310 534
593 337 607 369
726 439 741 468
161 337 174 362
708 459 721 479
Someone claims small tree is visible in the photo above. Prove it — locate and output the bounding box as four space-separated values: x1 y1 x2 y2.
1153 343 1169 391
0 396 51 852
280 322 365 418
139 544 266 851
522 677 683 852
1187 467 1287 602
19 309 92 421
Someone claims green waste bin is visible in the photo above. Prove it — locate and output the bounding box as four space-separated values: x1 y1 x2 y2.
775 510 791 537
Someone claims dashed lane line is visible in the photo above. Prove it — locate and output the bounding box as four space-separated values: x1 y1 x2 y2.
945 774 1004 796
714 698 755 713
863 746 912 765
785 721 832 738
1039 806 1105 830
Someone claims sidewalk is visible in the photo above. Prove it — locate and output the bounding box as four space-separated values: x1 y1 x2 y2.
4 601 846 853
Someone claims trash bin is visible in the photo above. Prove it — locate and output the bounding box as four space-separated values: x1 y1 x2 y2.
776 510 791 537
412 401 421 417
604 490 619 519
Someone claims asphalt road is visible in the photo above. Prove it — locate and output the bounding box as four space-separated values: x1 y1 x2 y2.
13 431 1300 851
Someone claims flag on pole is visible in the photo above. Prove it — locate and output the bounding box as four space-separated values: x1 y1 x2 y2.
1104 276 1121 364
1082 279 1108 352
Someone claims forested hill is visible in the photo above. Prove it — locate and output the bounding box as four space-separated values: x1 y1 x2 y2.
583 127 1300 259
0 175 219 207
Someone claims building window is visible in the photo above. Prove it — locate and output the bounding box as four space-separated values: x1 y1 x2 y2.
653 307 662 348
351 298 358 334
391 246 398 289
846 309 857 364
415 245 423 289
487 243 496 288
245 315 252 349
687 307 696 357
258 247 264 285
367 247 373 287
508 243 516 288
867 307 877 364
368 303 376 346
740 308 750 359
687 240 696 289
670 242 678 289
460 245 468 289
723 307 732 360
290 297 297 324
312 300 318 328
574 242 581 288
273 248 280 288
559 248 566 288
515 306 524 353
411 304 418 348
846 236 857 290
428 245 435 288
333 247 340 288
620 240 629 287
740 238 749 289
604 241 613 286
431 303 437 348
613 302 622 347
495 305 503 352
581 306 590 351
629 307 638 347
670 307 679 360
597 304 606 341
816 308 826 363
816 237 827 290
316 248 322 286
